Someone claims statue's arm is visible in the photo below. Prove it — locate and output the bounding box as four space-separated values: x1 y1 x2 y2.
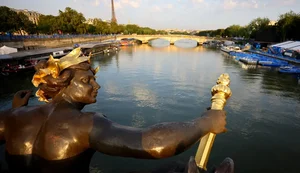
12 90 32 108
89 110 226 159
0 110 8 144
0 90 32 144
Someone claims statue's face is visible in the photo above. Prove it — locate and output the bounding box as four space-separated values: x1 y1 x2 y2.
65 69 100 104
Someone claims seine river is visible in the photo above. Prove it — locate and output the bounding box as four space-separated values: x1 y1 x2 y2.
1 39 300 173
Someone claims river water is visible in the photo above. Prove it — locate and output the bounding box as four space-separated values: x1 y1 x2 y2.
1 39 300 173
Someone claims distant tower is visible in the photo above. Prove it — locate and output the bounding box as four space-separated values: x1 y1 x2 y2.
111 0 117 23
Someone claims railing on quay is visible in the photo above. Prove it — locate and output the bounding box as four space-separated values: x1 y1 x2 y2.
0 34 117 41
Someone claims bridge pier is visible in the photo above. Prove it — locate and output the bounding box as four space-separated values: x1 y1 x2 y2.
117 35 210 47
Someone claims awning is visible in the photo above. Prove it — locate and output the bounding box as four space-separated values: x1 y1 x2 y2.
0 46 18 55
271 41 294 47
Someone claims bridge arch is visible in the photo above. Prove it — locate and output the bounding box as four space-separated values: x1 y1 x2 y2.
116 35 210 46
174 39 198 47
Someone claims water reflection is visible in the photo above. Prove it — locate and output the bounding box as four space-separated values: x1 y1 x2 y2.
132 83 158 109
131 111 146 128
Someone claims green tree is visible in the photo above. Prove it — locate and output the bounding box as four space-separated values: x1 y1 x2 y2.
56 7 86 34
125 24 140 34
117 24 125 34
17 12 36 34
197 30 212 36
247 17 270 38
224 25 243 37
76 23 88 34
0 6 21 32
214 29 225 37
156 30 167 35
94 19 110 34
277 11 300 41
87 24 96 34
37 15 59 34
110 22 119 34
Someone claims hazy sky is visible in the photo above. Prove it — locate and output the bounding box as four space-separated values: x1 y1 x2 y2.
1 0 299 30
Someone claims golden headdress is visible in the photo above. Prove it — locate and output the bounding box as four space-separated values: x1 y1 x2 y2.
32 47 99 102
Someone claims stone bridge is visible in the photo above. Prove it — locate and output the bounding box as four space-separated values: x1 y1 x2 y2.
116 35 211 45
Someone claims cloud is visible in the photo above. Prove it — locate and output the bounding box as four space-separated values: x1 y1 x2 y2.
120 0 140 8
94 0 100 6
114 1 122 10
192 0 204 3
266 0 296 7
223 0 238 10
152 5 162 12
281 0 295 5
240 0 258 8
151 4 174 12
223 0 259 10
104 0 140 9
166 4 173 9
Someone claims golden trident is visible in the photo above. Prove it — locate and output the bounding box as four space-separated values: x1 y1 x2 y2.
195 73 232 170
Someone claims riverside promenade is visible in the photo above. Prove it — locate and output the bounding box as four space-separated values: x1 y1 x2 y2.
0 35 115 49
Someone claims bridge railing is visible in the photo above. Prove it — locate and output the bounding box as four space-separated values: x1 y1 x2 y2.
0 34 117 42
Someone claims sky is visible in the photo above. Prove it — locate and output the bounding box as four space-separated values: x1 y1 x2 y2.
1 0 300 30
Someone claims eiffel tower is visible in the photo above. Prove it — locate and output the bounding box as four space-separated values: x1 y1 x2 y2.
111 0 117 23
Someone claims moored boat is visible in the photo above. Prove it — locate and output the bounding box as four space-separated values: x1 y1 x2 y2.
79 41 120 56
221 46 241 53
120 38 135 46
239 57 258 65
279 66 300 74
0 47 73 76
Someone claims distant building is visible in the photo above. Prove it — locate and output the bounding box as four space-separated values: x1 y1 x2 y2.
103 20 111 23
163 28 199 34
11 8 41 25
84 18 103 25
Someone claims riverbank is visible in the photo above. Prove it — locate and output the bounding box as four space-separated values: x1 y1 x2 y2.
0 35 115 50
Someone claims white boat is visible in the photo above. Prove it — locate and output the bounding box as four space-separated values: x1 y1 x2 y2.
221 46 241 53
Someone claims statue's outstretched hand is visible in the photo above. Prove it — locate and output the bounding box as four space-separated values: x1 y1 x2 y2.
12 90 32 108
202 109 227 134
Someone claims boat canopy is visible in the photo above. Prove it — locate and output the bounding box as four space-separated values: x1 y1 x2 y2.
0 46 17 55
270 41 300 54
290 45 300 52
271 41 294 47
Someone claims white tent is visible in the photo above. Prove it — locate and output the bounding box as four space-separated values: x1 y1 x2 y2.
224 41 234 46
0 46 18 55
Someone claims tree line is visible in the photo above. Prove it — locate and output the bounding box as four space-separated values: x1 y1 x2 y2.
196 11 300 42
0 6 167 35
0 6 36 34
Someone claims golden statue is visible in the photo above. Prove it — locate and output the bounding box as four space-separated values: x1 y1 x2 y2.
195 73 232 171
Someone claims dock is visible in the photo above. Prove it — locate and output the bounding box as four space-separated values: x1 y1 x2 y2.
0 41 120 75
0 47 73 60
0 40 120 61
79 41 120 56
247 49 300 65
